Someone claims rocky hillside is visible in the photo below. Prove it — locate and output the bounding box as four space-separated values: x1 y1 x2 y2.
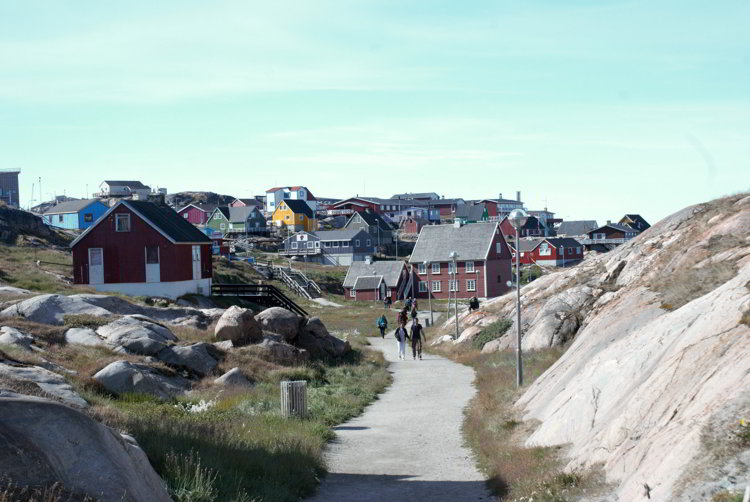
0 204 71 246
166 191 237 209
443 193 750 501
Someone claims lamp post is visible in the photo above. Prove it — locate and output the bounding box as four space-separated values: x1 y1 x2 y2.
508 208 528 387
449 251 459 340
423 260 433 325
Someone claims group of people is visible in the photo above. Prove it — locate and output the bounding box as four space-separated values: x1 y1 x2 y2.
376 296 424 360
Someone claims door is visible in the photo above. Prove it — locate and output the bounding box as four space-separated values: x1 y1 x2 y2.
379 282 386 301
145 246 160 283
88 248 104 284
192 246 201 280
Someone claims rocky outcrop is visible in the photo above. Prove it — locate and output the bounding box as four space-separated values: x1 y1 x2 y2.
0 285 31 295
0 204 71 245
97 315 177 356
0 395 172 502
65 327 109 347
249 335 309 365
447 194 750 501
296 317 351 359
94 360 190 400
215 305 263 344
0 361 87 407
255 307 306 342
0 326 34 350
214 367 253 387
0 294 111 325
156 342 219 376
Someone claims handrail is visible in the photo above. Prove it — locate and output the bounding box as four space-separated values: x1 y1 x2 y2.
211 283 308 316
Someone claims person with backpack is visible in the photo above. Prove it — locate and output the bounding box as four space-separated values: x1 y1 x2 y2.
410 319 424 360
394 323 409 360
410 304 418 324
397 307 408 327
376 314 388 338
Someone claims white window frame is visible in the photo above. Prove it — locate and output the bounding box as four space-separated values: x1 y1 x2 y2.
333 241 339 248
418 263 427 274
577 247 581 254
342 240 349 248
355 239 360 247
432 263 441 274
418 281 427 292
324 241 331 248
465 261 475 273
183 213 189 219
467 279 476 291
539 243 551 256
350 289 356 298
115 213 131 232
449 280 459 292
366 239 371 247
448 262 454 274
220 223 226 230
432 280 441 292
315 241 320 248
307 242 314 249
291 242 298 249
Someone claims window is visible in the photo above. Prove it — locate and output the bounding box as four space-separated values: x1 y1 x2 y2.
432 280 441 292
594 233 605 240
307 242 314 249
355 239 360 247
333 241 339 248
577 247 581 254
350 289 356 298
183 213 189 219
324 241 331 248
449 280 459 292
418 263 427 274
284 193 290 198
58 215 63 222
291 242 298 249
539 243 551 256
285 215 290 220
448 262 454 274
298 215 303 221
465 261 475 273
146 246 159 264
115 214 131 232
366 239 371 247
379 205 384 210
496 243 503 253
315 241 320 248
418 281 427 292
432 263 441 274
467 279 476 291
220 223 226 230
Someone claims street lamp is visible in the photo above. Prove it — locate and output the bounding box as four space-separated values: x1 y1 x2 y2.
449 251 459 340
423 260 433 325
509 208 528 387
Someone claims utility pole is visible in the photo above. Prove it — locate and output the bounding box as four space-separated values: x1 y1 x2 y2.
38 177 42 204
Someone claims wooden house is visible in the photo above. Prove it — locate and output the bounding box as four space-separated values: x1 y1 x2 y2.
510 238 583 267
401 217 429 235
97 180 151 199
499 215 548 240
619 214 651 232
71 200 212 299
265 186 317 215
177 203 217 225
230 198 264 209
409 222 512 299
342 210 393 245
342 260 410 301
280 229 375 266
42 199 109 230
272 200 316 233
455 203 489 224
206 206 267 235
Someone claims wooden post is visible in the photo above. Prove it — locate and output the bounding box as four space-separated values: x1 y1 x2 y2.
280 380 307 418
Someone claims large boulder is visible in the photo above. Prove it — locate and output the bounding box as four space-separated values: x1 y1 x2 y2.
0 326 34 350
0 294 110 325
156 343 219 376
93 360 190 400
213 367 253 387
0 286 31 295
64 327 109 347
214 306 263 344
0 361 88 407
249 335 309 365
97 315 177 355
0 395 172 502
296 317 350 359
255 307 305 342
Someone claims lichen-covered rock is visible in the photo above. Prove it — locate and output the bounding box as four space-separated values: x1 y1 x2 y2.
97 315 177 355
64 327 108 347
0 326 34 350
214 306 262 344
93 360 189 400
157 343 219 376
0 362 87 407
296 317 350 358
255 307 305 342
251 335 309 365
0 294 110 325
214 367 253 387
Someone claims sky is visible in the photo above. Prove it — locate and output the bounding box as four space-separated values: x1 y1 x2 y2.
1 0 749 224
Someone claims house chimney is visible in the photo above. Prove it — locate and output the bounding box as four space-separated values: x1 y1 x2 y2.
516 191 521 202
499 193 503 200
607 220 611 225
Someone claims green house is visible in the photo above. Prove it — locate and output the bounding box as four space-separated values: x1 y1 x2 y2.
206 206 267 235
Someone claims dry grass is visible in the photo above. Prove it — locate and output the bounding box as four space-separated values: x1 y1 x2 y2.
657 262 737 311
0 481 94 502
740 309 750 328
0 318 67 345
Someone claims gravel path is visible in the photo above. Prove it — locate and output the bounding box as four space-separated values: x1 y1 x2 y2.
306 335 494 502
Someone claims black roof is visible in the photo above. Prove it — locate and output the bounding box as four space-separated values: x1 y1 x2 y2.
126 201 211 243
279 199 314 218
43 198 104 215
104 180 149 189
545 238 583 248
354 211 391 230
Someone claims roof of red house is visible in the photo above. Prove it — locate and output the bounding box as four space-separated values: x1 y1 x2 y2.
71 200 211 247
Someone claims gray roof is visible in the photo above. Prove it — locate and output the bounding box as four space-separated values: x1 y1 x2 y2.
556 220 598 236
353 275 384 291
228 206 257 223
514 238 544 252
43 199 104 215
546 238 583 248
343 260 406 288
313 229 366 241
390 192 440 200
409 223 499 263
346 211 391 231
103 180 149 189
591 223 639 234
455 203 486 221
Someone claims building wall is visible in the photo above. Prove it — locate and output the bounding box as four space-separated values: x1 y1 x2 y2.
0 171 20 207
92 278 212 300
179 206 209 225
73 205 212 286
43 212 79 229
348 288 380 301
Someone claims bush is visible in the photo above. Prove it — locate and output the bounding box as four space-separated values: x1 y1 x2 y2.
62 314 113 329
472 319 513 350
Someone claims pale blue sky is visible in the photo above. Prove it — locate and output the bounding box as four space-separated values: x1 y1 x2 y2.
1 0 748 223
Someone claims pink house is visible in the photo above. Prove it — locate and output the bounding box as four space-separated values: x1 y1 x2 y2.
177 204 217 226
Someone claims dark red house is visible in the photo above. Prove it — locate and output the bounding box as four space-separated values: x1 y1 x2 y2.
409 222 512 300
177 203 217 225
510 238 584 267
499 215 548 240
342 260 410 302
71 200 213 299
402 217 428 235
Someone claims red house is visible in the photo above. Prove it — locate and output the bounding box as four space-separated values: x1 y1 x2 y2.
499 215 548 240
402 217 428 235
177 203 217 225
510 238 584 267
71 200 213 299
408 222 512 300
342 260 410 302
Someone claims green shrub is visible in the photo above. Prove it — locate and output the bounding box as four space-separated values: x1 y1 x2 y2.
712 490 744 502
63 314 113 329
472 319 513 350
164 452 218 502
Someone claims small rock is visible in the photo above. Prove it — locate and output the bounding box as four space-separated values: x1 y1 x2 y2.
0 362 88 407
0 326 34 350
296 317 350 358
97 315 177 355
431 335 454 346
213 340 234 351
64 327 108 347
213 367 253 387
93 360 190 400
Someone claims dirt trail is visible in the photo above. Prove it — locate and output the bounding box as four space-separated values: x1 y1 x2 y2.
306 335 494 502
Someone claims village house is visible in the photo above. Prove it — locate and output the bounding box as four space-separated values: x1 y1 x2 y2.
42 199 109 230
619 214 651 232
390 192 441 201
579 222 640 252
429 198 465 220
281 229 376 266
555 220 599 238
342 260 410 301
342 210 394 245
0 169 20 207
479 192 524 218
409 222 512 300
499 215 548 240
96 180 152 199
455 202 489 224
272 199 316 233
71 200 212 299
265 186 317 215
510 237 584 267
230 198 264 210
177 203 217 226
401 216 429 235
206 206 267 235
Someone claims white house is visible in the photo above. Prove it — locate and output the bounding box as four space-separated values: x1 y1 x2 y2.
265 186 317 215
98 180 152 199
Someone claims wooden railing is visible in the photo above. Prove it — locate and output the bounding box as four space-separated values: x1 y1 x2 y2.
211 283 308 316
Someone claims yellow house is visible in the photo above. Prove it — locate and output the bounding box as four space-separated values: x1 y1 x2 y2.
272 199 317 232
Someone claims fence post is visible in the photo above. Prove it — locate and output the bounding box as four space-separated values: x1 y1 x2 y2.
280 380 307 418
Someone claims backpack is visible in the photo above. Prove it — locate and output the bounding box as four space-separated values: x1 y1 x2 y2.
377 317 386 328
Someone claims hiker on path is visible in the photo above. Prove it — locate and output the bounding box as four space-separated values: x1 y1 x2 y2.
394 323 409 360
387 296 392 309
410 304 418 323
398 307 408 327
377 314 388 338
410 320 424 360
405 296 412 310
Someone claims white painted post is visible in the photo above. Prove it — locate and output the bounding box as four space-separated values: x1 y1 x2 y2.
742 485 749 502
280 380 307 418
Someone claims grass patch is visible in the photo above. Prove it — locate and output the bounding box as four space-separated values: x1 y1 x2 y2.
472 319 513 350
0 480 94 502
712 490 745 502
740 309 750 328
657 262 737 311
62 314 114 330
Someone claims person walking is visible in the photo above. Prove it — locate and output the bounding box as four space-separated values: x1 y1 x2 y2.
377 314 388 338
394 323 409 360
410 319 424 360
383 297 389 310
398 307 408 327
410 304 418 324
405 296 412 310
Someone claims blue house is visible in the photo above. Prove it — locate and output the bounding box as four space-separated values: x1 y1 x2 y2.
42 199 109 230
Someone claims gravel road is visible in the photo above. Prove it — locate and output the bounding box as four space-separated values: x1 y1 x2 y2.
306 335 494 502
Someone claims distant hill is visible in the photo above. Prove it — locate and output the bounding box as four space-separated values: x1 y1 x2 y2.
166 192 237 209
0 203 72 246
